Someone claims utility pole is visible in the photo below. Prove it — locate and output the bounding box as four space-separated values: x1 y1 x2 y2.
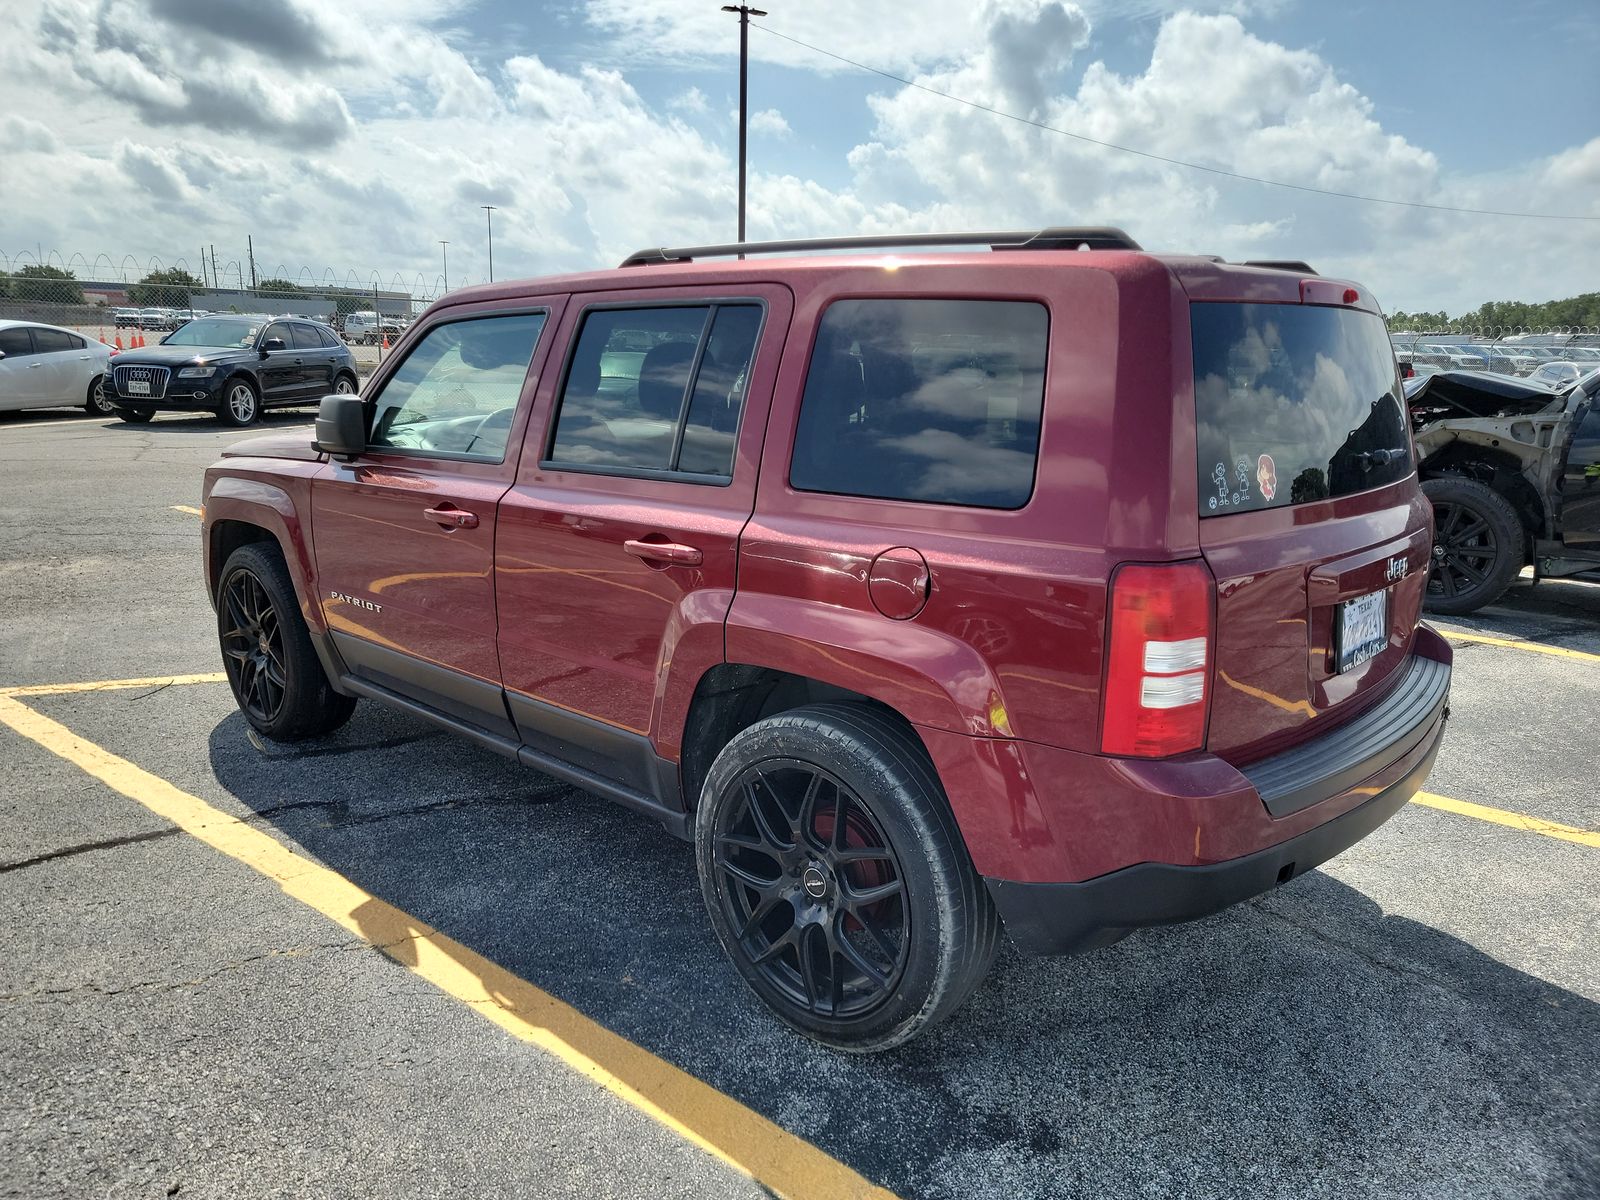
480 207 496 283
439 240 450 293
246 234 257 291
210 245 219 294
721 5 766 245
200 246 208 289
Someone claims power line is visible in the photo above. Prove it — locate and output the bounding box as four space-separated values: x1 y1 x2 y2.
754 24 1600 223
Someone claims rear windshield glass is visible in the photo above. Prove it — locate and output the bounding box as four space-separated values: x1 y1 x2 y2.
1193 303 1410 515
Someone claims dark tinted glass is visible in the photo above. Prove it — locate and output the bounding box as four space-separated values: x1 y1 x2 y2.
262 322 292 348
1192 303 1410 515
291 324 322 350
0 328 33 357
317 325 341 348
549 307 710 471
790 299 1048 509
32 328 75 353
678 305 762 476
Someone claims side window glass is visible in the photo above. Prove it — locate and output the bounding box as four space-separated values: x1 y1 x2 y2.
291 324 322 350
317 325 341 348
262 322 292 349
678 305 762 476
368 312 545 462
32 328 75 354
0 328 34 358
548 302 763 479
790 299 1049 509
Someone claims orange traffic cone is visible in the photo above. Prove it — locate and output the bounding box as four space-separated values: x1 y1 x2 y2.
134 332 144 348
381 332 390 350
114 334 124 350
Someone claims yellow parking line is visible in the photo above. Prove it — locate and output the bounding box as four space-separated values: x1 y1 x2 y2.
171 505 203 517
0 673 228 698
0 693 895 1200
1443 630 1600 664
1412 792 1600 849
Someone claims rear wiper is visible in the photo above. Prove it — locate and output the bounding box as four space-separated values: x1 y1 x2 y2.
1354 447 1407 470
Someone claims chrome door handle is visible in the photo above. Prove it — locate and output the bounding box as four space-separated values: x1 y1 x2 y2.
623 538 703 566
423 504 479 530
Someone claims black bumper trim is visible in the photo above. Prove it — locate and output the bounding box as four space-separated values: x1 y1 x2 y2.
1242 653 1451 818
985 706 1447 957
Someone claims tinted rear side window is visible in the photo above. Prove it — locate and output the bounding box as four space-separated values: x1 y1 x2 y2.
791 299 1048 509
1192 303 1410 515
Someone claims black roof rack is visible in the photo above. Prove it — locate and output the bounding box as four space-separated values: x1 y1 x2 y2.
1242 259 1317 275
619 226 1142 267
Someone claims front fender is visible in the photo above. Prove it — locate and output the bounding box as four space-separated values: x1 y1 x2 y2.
203 473 322 634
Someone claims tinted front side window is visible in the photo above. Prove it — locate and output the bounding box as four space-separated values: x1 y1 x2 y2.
548 303 762 478
1193 303 1410 515
790 299 1048 509
368 313 545 461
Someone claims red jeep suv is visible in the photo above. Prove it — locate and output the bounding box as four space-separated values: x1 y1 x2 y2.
201 228 1451 1050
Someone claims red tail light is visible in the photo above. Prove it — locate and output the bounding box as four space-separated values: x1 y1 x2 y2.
1101 561 1215 757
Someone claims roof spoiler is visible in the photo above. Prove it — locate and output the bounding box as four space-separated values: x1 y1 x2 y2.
1242 260 1318 275
619 226 1142 267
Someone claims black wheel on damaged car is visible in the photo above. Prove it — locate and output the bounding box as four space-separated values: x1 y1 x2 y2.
217 543 357 741
86 376 117 416
218 378 261 427
695 702 999 1052
1422 476 1525 615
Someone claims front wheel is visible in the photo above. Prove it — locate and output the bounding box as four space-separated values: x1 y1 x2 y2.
695 703 999 1052
1422 476 1525 615
218 379 261 427
217 543 357 741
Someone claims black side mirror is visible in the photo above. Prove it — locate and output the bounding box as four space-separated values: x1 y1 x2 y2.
261 337 287 353
313 394 366 460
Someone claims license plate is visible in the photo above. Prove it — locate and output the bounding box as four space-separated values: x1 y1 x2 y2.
1336 589 1388 673
126 379 151 395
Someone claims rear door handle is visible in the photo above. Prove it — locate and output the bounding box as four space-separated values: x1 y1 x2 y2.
423 504 479 530
623 538 702 566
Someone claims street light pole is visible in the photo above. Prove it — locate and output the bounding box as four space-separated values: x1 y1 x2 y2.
481 206 496 283
721 5 767 245
439 240 450 293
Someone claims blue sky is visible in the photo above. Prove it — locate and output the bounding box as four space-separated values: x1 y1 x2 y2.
2 0 1596 313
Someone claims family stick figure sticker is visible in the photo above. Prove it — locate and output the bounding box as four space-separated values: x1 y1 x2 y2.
1256 453 1277 501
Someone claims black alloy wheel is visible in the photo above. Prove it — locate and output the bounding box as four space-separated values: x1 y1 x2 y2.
1422 476 1523 615
220 567 287 724
711 760 909 1021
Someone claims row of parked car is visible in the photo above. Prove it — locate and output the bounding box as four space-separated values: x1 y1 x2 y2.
1392 338 1600 388
106 306 412 345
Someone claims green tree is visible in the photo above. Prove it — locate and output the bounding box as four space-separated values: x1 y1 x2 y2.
255 277 302 295
7 264 84 304
128 267 204 307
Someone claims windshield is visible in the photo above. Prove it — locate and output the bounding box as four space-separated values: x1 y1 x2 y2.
164 318 263 348
1193 302 1411 515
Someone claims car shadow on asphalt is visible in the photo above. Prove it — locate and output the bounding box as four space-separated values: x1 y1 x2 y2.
95 411 319 433
206 707 1599 1200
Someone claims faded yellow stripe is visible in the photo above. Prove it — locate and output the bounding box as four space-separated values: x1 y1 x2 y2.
1411 791 1600 850
0 694 895 1200
0 672 229 698
1443 630 1600 664
171 504 203 517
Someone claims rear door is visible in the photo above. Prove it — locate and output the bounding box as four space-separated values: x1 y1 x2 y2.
1560 381 1600 550
310 301 562 736
291 321 335 397
1190 295 1431 763
493 284 790 783
257 321 301 404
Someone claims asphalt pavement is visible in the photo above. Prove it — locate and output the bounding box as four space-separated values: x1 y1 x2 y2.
2 406 1596 1200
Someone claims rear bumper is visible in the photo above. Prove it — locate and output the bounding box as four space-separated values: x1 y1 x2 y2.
986 702 1446 954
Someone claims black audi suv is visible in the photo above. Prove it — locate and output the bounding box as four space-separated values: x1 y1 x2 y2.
107 314 358 426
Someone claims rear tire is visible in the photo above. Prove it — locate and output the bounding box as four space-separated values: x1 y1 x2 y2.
86 376 116 416
695 702 999 1052
217 543 357 741
1422 476 1525 615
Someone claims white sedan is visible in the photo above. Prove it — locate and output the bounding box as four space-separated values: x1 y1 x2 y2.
1527 360 1600 390
0 319 116 414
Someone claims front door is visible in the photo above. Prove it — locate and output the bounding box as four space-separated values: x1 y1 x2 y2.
495 285 791 787
311 302 562 737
